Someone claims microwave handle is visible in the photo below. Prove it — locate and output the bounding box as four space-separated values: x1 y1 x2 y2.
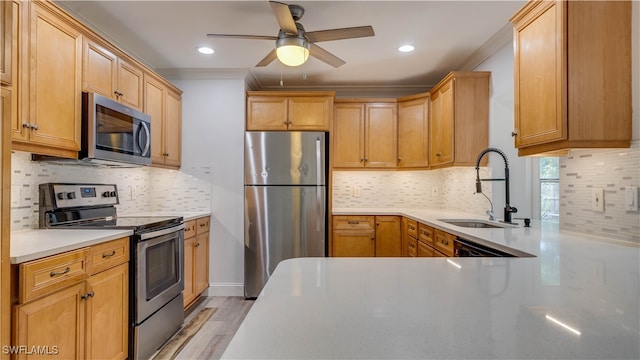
137 122 151 157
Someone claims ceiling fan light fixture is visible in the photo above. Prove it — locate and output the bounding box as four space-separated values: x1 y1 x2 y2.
276 36 310 67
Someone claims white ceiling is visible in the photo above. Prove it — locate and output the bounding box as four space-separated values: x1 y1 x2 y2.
55 0 526 95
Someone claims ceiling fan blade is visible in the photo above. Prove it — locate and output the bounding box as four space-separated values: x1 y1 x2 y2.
206 34 277 41
256 49 278 67
309 43 345 68
270 1 298 35
306 26 374 43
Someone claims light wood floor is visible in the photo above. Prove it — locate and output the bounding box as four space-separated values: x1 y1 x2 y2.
174 296 254 359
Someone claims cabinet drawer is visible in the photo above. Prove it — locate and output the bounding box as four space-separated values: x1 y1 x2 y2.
406 219 417 238
407 237 417 257
434 229 455 257
19 248 89 303
418 223 434 245
333 216 375 230
88 237 129 275
196 216 210 235
184 220 197 239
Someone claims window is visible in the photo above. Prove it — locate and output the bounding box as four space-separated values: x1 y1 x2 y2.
539 157 559 223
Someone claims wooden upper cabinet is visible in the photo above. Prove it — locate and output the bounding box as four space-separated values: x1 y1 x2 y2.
12 0 82 158
510 0 631 156
1 0 19 86
246 91 335 131
144 72 182 169
429 71 489 169
333 100 397 168
83 37 143 111
397 93 429 168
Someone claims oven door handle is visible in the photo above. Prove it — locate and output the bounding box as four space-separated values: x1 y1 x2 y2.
139 223 185 240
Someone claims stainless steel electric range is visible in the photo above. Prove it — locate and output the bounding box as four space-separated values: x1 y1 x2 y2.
39 183 185 360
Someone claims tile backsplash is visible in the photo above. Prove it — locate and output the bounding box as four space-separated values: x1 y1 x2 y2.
560 141 640 243
10 151 211 230
332 167 492 216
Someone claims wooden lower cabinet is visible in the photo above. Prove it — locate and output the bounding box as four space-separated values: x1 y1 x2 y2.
12 238 129 360
332 215 401 257
85 263 128 360
374 216 402 257
183 216 210 309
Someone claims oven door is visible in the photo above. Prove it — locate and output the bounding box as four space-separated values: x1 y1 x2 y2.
135 225 184 323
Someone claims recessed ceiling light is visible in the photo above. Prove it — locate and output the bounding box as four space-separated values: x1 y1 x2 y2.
398 44 415 53
197 46 214 55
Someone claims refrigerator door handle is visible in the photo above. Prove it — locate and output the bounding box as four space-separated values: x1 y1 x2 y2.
316 137 322 232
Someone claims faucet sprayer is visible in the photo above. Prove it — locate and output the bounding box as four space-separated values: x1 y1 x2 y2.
475 147 518 223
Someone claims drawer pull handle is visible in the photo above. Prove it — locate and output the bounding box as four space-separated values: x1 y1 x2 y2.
347 221 360 225
199 223 207 227
81 291 95 300
102 250 116 258
50 267 70 277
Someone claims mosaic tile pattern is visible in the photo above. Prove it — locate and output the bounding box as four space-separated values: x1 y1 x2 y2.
10 151 211 230
560 141 640 243
332 168 492 216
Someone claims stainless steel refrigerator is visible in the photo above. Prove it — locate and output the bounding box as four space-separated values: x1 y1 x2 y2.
244 131 327 298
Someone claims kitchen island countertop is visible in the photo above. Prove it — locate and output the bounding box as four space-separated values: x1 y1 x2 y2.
222 208 640 359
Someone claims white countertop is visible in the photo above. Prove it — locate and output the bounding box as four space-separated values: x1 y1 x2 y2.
223 208 640 359
10 229 133 264
10 211 210 264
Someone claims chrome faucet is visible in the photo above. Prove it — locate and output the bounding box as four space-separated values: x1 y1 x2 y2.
475 147 518 223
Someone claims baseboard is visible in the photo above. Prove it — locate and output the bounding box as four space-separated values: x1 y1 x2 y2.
206 282 244 297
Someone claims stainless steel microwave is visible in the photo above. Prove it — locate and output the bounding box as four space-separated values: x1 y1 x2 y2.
81 92 151 166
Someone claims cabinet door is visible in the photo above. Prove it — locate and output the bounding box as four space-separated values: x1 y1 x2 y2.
333 103 365 168
513 0 565 148
430 82 454 166
288 96 332 131
85 263 128 360
375 216 402 257
163 88 182 167
397 96 429 168
117 58 143 111
14 282 86 360
1 0 18 85
194 232 209 296
332 230 375 257
83 38 117 100
183 235 196 308
25 2 82 151
246 96 288 130
365 104 397 168
144 74 166 165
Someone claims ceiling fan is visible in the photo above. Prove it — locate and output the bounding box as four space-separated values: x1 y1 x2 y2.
207 1 375 68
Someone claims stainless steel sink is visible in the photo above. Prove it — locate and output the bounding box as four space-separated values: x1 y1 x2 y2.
437 219 518 229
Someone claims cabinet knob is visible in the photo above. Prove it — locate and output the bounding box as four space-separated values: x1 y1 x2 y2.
81 291 95 300
31 124 38 130
511 131 518 137
195 242 200 248
436 152 442 157
22 122 30 129
397 157 402 162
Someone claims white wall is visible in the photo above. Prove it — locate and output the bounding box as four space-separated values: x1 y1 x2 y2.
473 42 534 220
168 70 247 296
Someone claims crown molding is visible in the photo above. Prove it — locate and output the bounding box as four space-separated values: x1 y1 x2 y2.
157 68 250 80
458 23 513 71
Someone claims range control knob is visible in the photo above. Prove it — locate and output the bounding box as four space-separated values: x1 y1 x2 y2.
110 191 117 198
102 191 111 198
56 192 65 200
66 192 76 200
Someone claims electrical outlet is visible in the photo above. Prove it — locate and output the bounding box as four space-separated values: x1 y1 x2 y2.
625 186 638 212
431 187 439 196
592 188 604 212
353 186 361 197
